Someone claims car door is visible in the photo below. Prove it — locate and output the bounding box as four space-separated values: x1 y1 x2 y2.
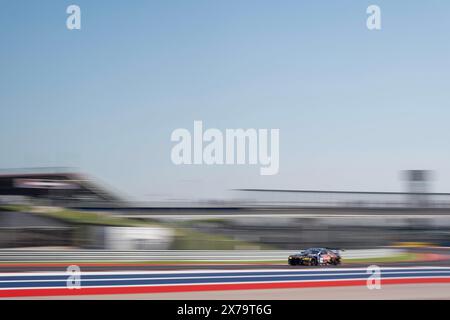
320 250 330 263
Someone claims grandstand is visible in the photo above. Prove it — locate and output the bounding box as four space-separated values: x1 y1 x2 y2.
0 168 123 207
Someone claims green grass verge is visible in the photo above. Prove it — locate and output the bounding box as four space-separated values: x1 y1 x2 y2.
343 252 418 264
169 226 275 250
0 205 273 250
1 205 150 227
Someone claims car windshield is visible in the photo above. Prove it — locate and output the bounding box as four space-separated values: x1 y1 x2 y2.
302 249 320 254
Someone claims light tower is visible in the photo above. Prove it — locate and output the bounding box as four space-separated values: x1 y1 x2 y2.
403 170 433 208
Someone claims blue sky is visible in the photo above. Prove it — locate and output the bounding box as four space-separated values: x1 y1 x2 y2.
1 1 450 200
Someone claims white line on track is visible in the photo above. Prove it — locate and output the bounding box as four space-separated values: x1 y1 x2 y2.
1 266 450 277
2 276 450 292
2 272 450 284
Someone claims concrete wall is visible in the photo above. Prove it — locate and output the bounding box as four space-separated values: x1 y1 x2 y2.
0 210 72 248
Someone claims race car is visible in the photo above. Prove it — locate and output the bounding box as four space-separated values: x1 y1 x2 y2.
288 248 342 266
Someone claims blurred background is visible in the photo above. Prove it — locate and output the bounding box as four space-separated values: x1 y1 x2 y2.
1 1 450 257
0 168 449 251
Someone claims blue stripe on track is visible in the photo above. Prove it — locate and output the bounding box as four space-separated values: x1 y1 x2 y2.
0 269 450 289
1 268 449 282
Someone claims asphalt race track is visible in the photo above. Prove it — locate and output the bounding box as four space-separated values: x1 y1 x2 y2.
1 248 450 299
0 254 449 273
1 266 450 299
48 283 450 300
